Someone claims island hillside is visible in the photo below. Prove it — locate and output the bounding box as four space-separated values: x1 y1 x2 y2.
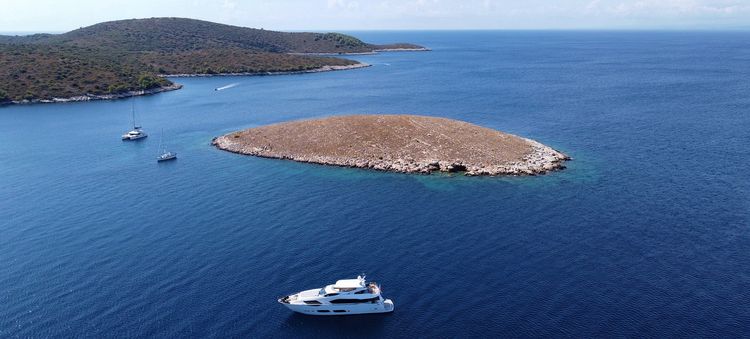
0 17 427 104
212 115 569 176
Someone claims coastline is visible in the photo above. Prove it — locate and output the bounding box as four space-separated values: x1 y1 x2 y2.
289 47 431 56
373 47 432 52
2 63 370 106
214 135 569 176
162 62 370 77
6 84 184 105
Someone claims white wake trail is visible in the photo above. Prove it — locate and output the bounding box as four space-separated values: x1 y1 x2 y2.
215 83 240 91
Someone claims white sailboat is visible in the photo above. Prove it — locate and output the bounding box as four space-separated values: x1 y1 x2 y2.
122 101 147 141
156 129 177 162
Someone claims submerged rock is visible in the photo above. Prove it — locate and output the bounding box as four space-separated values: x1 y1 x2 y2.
212 114 570 176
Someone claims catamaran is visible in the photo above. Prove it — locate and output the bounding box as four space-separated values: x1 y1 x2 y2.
278 275 394 315
122 101 147 141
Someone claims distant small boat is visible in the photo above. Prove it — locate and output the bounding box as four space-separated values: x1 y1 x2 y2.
215 83 239 91
157 151 177 162
122 101 147 141
156 129 177 162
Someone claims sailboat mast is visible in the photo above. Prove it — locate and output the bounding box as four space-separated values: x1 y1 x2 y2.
158 128 164 152
131 100 136 129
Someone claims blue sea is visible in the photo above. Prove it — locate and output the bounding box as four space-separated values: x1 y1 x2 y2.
1 31 749 337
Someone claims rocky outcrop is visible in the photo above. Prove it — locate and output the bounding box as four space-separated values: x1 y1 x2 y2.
212 115 569 176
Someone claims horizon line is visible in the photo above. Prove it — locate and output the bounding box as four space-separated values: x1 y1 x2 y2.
3 27 750 36
2 16 749 34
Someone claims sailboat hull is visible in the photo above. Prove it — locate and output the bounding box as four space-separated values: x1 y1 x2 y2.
157 153 177 162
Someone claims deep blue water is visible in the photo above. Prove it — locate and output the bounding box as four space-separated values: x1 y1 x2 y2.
2 31 750 338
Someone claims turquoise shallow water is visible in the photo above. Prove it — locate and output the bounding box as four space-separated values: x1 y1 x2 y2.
1 31 750 337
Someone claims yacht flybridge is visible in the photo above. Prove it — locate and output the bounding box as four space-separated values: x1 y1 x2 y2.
278 275 394 315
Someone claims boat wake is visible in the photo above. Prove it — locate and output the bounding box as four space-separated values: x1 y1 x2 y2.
215 83 240 91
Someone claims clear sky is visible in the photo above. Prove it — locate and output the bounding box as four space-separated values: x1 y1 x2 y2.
2 0 749 32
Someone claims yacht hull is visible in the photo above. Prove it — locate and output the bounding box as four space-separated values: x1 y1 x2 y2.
157 154 177 162
122 135 147 141
280 299 394 316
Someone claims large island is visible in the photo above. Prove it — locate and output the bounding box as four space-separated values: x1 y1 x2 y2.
0 18 427 104
213 115 569 176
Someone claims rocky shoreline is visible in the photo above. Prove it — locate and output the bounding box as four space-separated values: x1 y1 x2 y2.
7 84 183 105
212 115 570 176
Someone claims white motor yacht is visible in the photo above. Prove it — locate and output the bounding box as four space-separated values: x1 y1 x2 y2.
278 275 394 315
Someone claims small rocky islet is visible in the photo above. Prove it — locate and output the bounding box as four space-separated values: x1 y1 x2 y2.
212 115 569 176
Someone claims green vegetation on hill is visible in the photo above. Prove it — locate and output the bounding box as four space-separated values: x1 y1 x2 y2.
138 49 356 75
0 44 171 100
39 18 376 53
0 17 425 103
